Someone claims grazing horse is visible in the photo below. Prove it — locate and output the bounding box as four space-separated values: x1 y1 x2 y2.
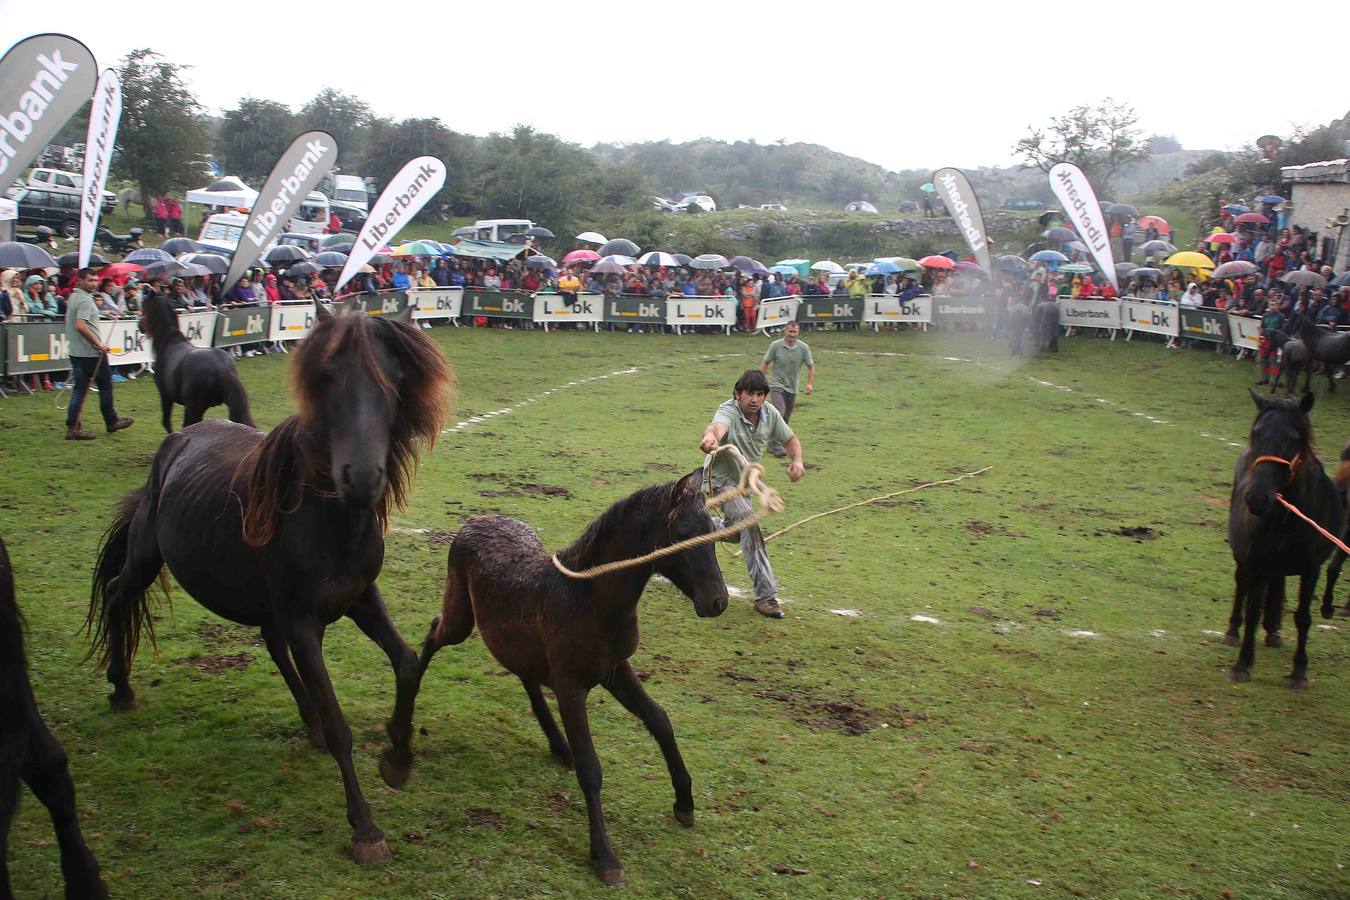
1225 389 1342 689
139 294 254 432
1 536 106 898
86 307 453 862
1030 299 1060 354
416 471 730 887
1318 439 1350 617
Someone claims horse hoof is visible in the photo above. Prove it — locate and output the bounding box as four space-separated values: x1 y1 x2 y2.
673 807 695 827
1264 632 1283 648
1287 677 1309 692
1221 632 1239 647
1321 605 1335 620
379 752 411 790
596 866 626 887
108 693 139 711
1226 668 1250 683
350 840 392 865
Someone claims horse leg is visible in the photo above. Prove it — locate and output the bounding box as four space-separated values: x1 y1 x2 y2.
21 720 106 898
285 618 390 864
1227 573 1263 682
1287 571 1317 691
260 623 324 749
159 388 174 433
1223 565 1245 645
181 399 208 430
521 679 572 767
346 586 420 790
554 684 625 886
603 660 695 827
1263 577 1285 647
1 763 17 899
1323 536 1347 619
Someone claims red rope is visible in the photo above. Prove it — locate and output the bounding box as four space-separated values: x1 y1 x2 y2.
1274 493 1350 555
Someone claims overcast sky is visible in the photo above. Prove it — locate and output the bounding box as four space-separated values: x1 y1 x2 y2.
4 0 1346 173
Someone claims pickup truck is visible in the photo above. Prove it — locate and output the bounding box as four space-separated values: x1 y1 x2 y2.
5 167 116 213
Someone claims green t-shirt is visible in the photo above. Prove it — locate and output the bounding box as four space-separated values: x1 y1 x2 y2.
762 338 814 394
64 288 101 358
705 397 794 483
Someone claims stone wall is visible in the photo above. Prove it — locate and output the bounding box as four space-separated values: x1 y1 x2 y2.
1288 182 1350 271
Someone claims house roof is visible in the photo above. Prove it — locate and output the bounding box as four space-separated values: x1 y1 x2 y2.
1281 159 1350 184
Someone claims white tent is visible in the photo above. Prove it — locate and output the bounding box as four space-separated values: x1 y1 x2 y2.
186 176 257 210
845 200 879 214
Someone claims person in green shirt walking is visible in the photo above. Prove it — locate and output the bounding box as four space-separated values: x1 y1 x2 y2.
64 268 134 441
760 320 815 457
699 369 805 619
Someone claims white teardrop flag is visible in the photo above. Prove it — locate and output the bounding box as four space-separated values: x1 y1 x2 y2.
336 156 446 292
78 68 121 268
1048 162 1118 290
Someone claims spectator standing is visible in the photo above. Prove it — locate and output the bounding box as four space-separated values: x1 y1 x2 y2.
64 268 133 440
154 195 169 236
760 320 815 458
165 195 183 236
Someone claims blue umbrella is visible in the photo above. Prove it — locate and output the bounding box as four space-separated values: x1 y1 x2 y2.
1223 203 1249 214
865 260 901 276
993 255 1028 271
769 264 799 277
1030 250 1068 263
1258 195 1285 205
938 250 959 260
124 247 172 264
315 251 349 267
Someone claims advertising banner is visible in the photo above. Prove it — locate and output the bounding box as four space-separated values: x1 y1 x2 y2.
862 294 932 326
464 289 532 320
3 320 66 374
336 156 446 291
99 317 151 367
931 296 990 326
267 302 316 342
224 131 337 292
409 287 463 321
1048 162 1118 291
796 297 862 324
603 296 666 325
1057 299 1120 332
1119 297 1179 339
933 168 992 272
1179 306 1229 344
214 305 270 348
0 34 97 181
534 293 603 328
344 292 409 317
1227 314 1261 352
78 68 120 268
667 296 736 331
757 298 799 330
177 310 216 348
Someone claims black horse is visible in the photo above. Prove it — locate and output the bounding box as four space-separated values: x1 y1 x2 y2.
1271 335 1309 395
1225 389 1342 689
1007 303 1031 356
139 294 254 432
1 536 106 898
1318 439 1350 617
416 471 729 887
87 306 453 862
1030 299 1060 353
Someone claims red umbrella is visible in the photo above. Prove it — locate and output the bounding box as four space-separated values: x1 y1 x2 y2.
99 262 146 278
918 255 955 269
562 249 600 266
1136 215 1170 233
1206 233 1241 245
1234 212 1271 225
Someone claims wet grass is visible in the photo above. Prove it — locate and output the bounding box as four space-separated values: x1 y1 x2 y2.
2 326 1348 898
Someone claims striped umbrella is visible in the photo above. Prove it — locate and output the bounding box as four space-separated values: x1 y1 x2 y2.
690 254 730 270
638 251 679 268
314 251 349 267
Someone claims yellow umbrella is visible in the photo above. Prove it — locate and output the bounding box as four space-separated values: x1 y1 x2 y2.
1163 251 1214 269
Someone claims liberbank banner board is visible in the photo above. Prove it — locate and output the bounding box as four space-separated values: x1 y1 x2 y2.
1180 306 1229 344
1119 298 1179 338
797 297 862 324
931 297 990 326
933 168 991 273
337 156 447 291
0 34 97 179
1057 299 1120 332
862 295 931 326
1048 162 1118 291
603 296 667 325
534 293 603 326
408 287 463 320
78 68 120 268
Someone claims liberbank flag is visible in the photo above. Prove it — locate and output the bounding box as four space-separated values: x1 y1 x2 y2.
1048 162 1118 291
0 34 97 179
224 131 337 292
336 156 446 291
933 167 991 273
78 68 121 268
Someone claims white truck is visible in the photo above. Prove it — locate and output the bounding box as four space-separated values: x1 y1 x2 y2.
6 167 115 212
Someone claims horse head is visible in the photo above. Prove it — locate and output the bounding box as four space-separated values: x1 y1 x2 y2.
138 293 181 350
295 304 453 513
654 469 729 618
1245 387 1314 516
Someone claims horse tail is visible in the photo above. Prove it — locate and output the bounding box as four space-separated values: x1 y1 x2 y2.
224 370 255 428
86 486 167 671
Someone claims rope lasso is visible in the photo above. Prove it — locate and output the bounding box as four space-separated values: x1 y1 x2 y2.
551 444 784 579
1275 493 1350 555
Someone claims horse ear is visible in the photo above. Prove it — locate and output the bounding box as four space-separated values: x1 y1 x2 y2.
677 467 704 496
1300 391 1315 414
315 301 334 323
1248 387 1268 410
392 299 414 324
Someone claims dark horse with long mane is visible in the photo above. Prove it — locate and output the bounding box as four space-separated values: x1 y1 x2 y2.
87 306 453 862
415 470 729 886
2 536 106 898
139 293 254 432
1225 389 1342 689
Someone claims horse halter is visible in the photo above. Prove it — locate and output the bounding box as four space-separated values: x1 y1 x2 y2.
1250 453 1302 485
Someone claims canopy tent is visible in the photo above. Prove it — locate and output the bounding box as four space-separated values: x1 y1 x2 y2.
185 176 258 209
446 238 530 263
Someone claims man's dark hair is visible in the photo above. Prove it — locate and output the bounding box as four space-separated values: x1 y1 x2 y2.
77 267 99 279
734 369 769 395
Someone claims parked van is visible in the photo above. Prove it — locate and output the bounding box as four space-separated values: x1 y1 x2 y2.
198 211 247 254
330 174 370 212
287 192 330 236
469 219 534 242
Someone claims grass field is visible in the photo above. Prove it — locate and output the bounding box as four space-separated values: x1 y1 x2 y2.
2 326 1348 898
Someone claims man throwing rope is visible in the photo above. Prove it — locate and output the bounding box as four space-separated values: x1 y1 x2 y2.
699 369 805 619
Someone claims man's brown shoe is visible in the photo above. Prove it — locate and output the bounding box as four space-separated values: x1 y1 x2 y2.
106 417 134 434
754 598 784 619
65 426 96 441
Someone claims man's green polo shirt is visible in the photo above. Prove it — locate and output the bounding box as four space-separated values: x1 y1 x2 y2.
706 398 793 483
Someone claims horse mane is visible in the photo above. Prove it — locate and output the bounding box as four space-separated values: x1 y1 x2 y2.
557 475 701 568
141 294 187 350
240 315 454 547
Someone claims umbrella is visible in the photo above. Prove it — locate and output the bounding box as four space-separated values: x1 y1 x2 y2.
562 249 600 266
918 255 956 269
451 226 478 238
144 259 198 278
1282 270 1327 289
393 240 443 256
690 254 730 270
865 260 901 276
160 237 202 255
284 261 322 277
728 256 759 273
368 253 393 266
574 231 607 245
638 251 679 268
124 247 172 264
1222 203 1249 214
1043 226 1075 242
590 257 632 275
1131 267 1162 280
98 261 146 278
179 253 229 275
598 238 640 257
322 233 355 248
1234 212 1270 225
1205 233 1240 245
314 251 349 267
1030 250 1068 263
1115 262 1139 276
1211 260 1260 279
1163 251 1214 268
1258 195 1285 205
809 260 843 273
1332 272 1350 288
954 261 986 275
525 255 557 270
525 226 555 239
1139 239 1175 255
1059 263 1094 274
0 242 58 268
1136 215 1170 233
1106 203 1139 218
1065 240 1089 253
769 264 800 277
994 255 1029 271
1098 200 1115 211
57 251 110 267
919 183 936 193
671 253 693 266
264 245 311 264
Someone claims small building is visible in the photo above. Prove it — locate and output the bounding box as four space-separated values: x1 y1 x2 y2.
1280 158 1350 271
